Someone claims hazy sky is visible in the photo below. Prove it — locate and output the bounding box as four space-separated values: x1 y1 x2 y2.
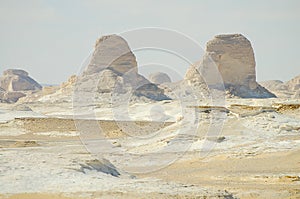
0 0 299 84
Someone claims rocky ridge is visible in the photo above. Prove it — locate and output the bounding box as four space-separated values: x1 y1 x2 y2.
1 33 284 104
260 74 300 98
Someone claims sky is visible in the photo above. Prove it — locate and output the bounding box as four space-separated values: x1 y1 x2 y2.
0 0 299 84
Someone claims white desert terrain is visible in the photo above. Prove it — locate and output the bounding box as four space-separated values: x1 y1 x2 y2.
0 34 300 199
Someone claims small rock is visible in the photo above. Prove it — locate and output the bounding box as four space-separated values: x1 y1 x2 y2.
206 136 226 143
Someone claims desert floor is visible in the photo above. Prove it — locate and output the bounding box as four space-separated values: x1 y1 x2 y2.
0 99 300 198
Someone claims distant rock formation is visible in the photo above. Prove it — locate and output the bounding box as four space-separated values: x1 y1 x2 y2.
0 69 42 103
185 34 276 98
0 69 42 91
286 74 300 91
259 80 285 91
149 72 171 84
260 74 300 98
84 34 137 76
37 35 170 104
205 34 256 87
75 34 170 103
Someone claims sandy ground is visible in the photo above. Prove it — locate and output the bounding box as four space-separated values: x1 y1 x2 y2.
0 192 219 199
139 150 300 199
0 119 234 198
0 99 300 198
0 193 75 199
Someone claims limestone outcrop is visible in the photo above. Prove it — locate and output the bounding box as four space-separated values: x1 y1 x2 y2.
75 35 170 103
0 69 42 103
84 35 137 76
0 69 42 91
185 34 276 98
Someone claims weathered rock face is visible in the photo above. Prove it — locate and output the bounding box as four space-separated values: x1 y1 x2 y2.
205 34 257 87
185 34 276 98
0 69 42 92
149 72 171 85
84 35 137 76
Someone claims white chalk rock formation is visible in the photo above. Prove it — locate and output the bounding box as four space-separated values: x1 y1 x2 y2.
205 34 256 86
286 74 300 91
74 35 170 104
0 69 42 91
185 34 276 98
149 72 171 85
84 35 137 76
0 69 42 103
